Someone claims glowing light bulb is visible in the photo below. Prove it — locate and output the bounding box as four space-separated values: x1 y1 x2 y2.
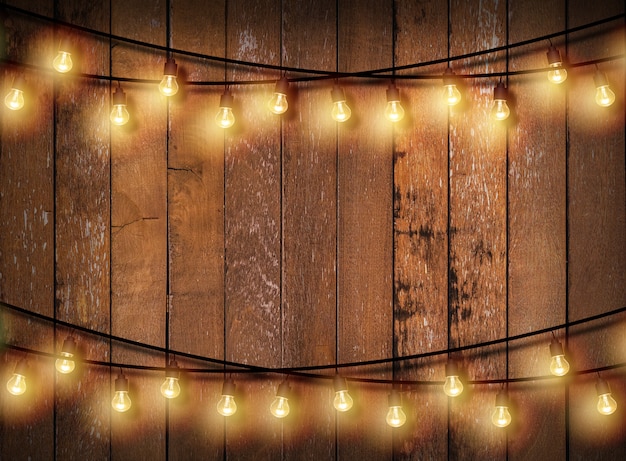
112 373 132 412
270 381 291 418
268 77 289 115
593 71 615 107
158 58 179 97
53 40 73 73
110 86 130 126
546 46 567 84
160 361 181 399
331 85 352 122
55 336 77 374
491 391 512 427
215 90 235 128
549 339 570 377
333 375 354 412
385 390 406 427
596 378 617 415
442 68 462 106
490 83 510 121
4 76 25 111
443 362 464 397
217 379 238 416
384 84 405 122
6 360 28 396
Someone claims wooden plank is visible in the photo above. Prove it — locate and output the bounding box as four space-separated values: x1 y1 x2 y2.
110 0 168 459
506 1 568 459
567 1 626 459
336 1 394 459
224 1 283 459
447 0 508 459
167 0 226 458
0 3 54 459
393 0 449 458
281 1 337 459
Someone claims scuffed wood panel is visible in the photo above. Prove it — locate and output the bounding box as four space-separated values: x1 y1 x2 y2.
167 0 226 458
336 1 394 459
448 0 507 459
110 0 167 459
507 1 567 460
281 1 337 459
0 3 54 459
53 1 111 459
224 1 283 459
567 1 626 459
393 0 449 458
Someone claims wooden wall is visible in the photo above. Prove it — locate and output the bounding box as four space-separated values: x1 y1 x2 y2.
0 0 624 460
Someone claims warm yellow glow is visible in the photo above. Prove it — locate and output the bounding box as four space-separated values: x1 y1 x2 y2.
549 354 570 377
595 85 615 107
217 394 238 416
4 88 24 110
333 390 354 412
112 391 132 412
268 92 288 115
384 100 405 122
160 377 181 399
55 352 76 374
443 375 464 397
53 51 73 73
597 393 617 415
331 100 351 122
215 107 235 128
159 75 179 96
385 405 406 427
6 373 27 396
270 396 290 418
443 84 462 106
547 64 567 84
490 99 510 121
491 405 512 427
110 104 130 126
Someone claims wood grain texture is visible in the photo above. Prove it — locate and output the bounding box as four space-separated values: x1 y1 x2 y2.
393 0 449 458
281 1 337 459
224 1 283 459
448 0 508 459
110 0 167 459
336 0 394 459
0 4 54 459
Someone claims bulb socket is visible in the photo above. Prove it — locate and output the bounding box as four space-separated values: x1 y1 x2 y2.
11 75 25 91
274 77 289 95
276 381 290 399
57 38 72 54
115 373 129 392
493 82 508 101
222 379 236 397
331 85 346 103
593 71 609 88
163 58 178 77
112 86 127 106
333 375 348 393
386 84 400 102
442 68 458 86
495 390 509 407
388 389 402 407
219 90 234 108
13 359 28 377
165 360 180 379
546 46 563 66
549 339 564 357
445 361 459 377
61 336 77 355
596 378 611 396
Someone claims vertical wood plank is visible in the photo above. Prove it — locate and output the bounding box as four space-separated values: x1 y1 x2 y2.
448 0 507 459
224 1 283 459
0 2 54 459
393 0 450 458
336 1 394 460
167 0 226 458
110 0 167 459
281 1 337 459
567 1 626 459
53 1 111 459
507 1 568 459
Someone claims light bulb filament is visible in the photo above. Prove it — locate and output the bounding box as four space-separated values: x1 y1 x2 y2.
55 352 76 374
6 374 27 396
4 88 24 111
53 51 73 73
217 395 237 416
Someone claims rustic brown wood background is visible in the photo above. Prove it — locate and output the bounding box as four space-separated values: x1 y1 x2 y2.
0 0 624 460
